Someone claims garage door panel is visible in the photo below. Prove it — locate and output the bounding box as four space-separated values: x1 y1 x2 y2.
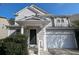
61 35 76 48
47 35 58 48
46 30 77 48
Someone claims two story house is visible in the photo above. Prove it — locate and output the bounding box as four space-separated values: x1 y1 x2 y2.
1 5 79 54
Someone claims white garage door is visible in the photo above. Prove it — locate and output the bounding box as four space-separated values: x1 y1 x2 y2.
46 30 77 48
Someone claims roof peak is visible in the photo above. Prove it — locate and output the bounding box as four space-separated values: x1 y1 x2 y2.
29 4 48 14
16 4 49 15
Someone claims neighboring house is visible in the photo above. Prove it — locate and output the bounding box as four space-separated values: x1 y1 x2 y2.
0 5 79 54
0 17 10 39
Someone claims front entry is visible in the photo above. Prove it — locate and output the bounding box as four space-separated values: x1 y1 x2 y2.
30 29 37 45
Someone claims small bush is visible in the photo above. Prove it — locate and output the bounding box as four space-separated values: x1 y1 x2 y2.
0 34 28 55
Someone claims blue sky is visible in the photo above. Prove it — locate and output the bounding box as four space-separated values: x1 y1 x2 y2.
1 3 79 19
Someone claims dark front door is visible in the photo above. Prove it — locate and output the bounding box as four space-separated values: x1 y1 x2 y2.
30 29 37 44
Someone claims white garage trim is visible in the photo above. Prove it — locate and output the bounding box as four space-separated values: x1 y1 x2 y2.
44 28 47 51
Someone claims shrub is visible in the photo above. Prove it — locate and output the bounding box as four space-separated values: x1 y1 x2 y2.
0 41 6 55
0 34 28 55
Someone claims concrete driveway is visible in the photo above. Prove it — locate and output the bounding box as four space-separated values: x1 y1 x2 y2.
48 49 79 55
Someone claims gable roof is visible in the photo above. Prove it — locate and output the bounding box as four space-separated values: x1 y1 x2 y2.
16 5 48 15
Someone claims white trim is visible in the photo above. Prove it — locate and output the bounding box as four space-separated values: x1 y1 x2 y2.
21 26 24 34
43 21 50 51
8 29 10 36
30 5 48 14
38 39 41 55
27 29 30 48
68 18 71 27
43 28 47 51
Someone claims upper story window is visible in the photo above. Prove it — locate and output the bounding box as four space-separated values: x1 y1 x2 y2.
57 19 60 23
54 17 69 27
61 19 64 23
